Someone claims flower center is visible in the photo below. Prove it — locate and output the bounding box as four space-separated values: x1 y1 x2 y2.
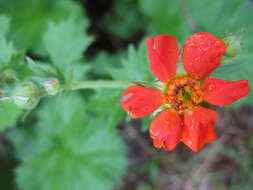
165 76 203 113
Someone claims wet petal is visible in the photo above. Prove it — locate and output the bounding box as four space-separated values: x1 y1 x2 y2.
182 32 226 79
120 85 163 118
202 77 250 106
146 35 180 82
150 109 183 151
182 106 219 152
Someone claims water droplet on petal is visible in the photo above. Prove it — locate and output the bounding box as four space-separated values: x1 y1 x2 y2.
194 57 201 63
187 42 195 47
215 40 221 46
120 93 133 102
203 46 210 51
207 83 216 91
188 62 193 67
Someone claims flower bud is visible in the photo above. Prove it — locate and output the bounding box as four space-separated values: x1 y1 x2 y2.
41 78 60 95
2 69 17 81
223 33 242 57
11 82 40 109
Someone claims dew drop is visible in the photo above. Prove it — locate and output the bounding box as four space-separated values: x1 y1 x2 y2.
207 83 216 91
215 40 221 47
188 62 194 66
120 93 133 102
203 46 210 51
232 90 240 96
194 57 201 63
187 42 195 47
152 44 156 50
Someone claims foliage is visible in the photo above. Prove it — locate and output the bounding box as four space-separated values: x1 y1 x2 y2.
138 0 190 41
0 15 17 67
10 95 127 190
88 51 125 78
0 0 84 53
0 15 23 131
0 100 22 131
43 18 93 71
100 0 144 39
87 89 125 130
108 41 154 81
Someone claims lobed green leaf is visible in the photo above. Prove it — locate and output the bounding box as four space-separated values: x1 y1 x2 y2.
108 41 154 81
0 100 22 132
87 89 125 130
0 0 85 53
43 18 93 71
100 0 144 39
10 95 127 190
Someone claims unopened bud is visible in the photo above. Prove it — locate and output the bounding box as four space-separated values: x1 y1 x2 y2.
11 82 40 109
223 33 242 57
2 69 17 81
41 78 60 95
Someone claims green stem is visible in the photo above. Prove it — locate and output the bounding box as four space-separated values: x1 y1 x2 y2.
67 80 133 90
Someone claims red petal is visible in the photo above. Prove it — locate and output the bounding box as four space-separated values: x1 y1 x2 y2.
149 109 182 151
120 85 163 118
146 35 180 82
182 32 226 79
182 106 219 152
202 77 250 106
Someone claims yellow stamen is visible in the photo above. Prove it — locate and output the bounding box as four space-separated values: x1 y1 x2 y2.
164 76 203 113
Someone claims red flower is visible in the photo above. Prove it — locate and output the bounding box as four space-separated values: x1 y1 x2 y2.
120 32 250 152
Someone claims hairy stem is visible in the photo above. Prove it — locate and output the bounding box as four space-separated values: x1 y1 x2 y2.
67 80 133 90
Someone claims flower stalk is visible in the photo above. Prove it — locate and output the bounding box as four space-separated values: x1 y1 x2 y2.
67 80 133 90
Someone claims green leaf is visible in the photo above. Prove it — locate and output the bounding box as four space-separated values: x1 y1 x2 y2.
43 17 93 70
88 51 126 78
138 0 190 40
0 100 22 132
87 89 125 130
0 16 31 79
0 0 85 53
100 0 144 39
0 14 10 36
24 57 58 79
108 41 154 81
0 15 16 66
141 116 152 132
71 64 91 81
0 36 16 66
1 54 58 82
187 0 253 34
11 95 127 190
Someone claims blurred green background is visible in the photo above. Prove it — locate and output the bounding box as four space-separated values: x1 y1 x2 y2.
0 0 253 189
